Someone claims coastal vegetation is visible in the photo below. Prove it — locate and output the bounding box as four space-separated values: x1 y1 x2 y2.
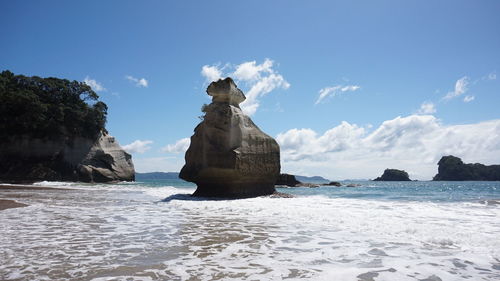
0 70 134 183
0 70 107 140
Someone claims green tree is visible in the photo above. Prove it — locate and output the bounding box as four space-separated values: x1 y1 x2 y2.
0 70 108 140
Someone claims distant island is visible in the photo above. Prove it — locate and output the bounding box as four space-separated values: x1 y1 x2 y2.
433 155 500 181
295 175 330 184
0 70 134 183
373 169 411 181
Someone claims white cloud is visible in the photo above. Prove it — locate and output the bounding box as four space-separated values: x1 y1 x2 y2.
240 72 290 116
200 59 290 116
488 72 496 80
133 156 185 173
122 140 153 154
417 102 436 114
201 65 223 83
463 95 475 103
443 76 469 100
83 76 106 92
315 84 360 104
125 75 148 87
161 138 190 153
232 59 273 81
277 115 500 180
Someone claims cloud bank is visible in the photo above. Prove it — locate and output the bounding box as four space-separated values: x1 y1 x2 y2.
277 115 500 180
201 59 289 115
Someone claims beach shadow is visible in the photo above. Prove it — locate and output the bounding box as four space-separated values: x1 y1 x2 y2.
159 191 294 203
159 193 244 203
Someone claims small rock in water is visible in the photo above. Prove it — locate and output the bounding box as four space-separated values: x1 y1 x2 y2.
323 181 342 186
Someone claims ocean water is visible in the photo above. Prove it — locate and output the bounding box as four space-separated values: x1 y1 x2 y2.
1 180 500 281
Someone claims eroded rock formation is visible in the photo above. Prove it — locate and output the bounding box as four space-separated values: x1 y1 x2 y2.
0 131 135 183
180 78 280 197
77 132 135 182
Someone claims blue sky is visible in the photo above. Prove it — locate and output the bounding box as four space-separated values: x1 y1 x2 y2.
2 1 499 179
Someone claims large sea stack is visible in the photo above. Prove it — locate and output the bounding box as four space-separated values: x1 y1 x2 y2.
0 70 135 183
433 155 500 181
180 78 280 198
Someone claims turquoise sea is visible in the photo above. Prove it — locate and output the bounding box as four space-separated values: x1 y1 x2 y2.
135 179 500 203
1 180 500 280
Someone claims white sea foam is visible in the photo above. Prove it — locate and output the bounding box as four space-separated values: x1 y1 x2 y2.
1 184 499 280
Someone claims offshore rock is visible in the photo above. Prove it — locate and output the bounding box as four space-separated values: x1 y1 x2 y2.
275 173 301 187
0 131 135 183
373 169 411 181
433 155 500 181
180 78 280 198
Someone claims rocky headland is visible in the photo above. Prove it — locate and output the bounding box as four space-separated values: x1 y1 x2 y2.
373 169 411 181
180 78 280 198
275 173 301 187
433 155 500 181
0 71 134 183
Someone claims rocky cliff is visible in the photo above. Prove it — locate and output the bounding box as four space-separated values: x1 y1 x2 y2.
0 70 134 183
433 155 500 181
0 131 135 183
180 78 280 197
275 173 301 187
373 169 411 181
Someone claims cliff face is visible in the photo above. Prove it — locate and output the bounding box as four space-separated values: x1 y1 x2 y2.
0 131 134 183
180 78 280 198
373 169 411 181
0 71 135 183
275 173 301 187
433 155 500 181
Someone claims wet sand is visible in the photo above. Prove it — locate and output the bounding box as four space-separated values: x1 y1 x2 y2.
0 199 28 211
0 184 69 211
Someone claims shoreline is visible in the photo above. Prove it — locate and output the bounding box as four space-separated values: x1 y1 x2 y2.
0 184 69 191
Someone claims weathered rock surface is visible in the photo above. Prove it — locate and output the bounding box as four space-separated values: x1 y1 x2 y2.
77 132 135 182
275 173 301 187
0 131 135 183
180 78 280 198
433 155 500 181
373 169 411 181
